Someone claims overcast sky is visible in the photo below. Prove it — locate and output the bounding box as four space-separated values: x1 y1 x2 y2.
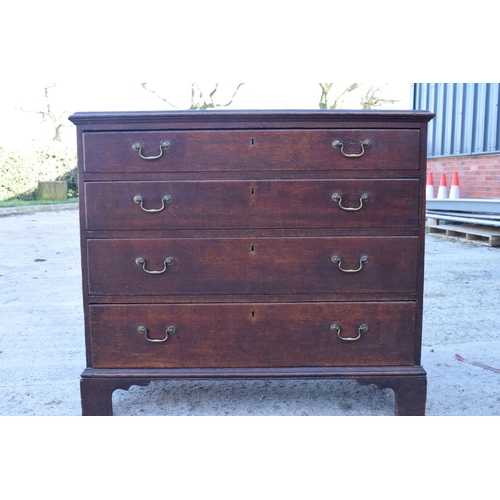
0 82 413 146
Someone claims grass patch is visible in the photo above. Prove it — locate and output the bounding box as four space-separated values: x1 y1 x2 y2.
0 198 78 208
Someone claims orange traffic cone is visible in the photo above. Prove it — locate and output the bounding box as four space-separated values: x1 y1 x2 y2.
449 172 460 199
426 172 435 199
437 173 447 199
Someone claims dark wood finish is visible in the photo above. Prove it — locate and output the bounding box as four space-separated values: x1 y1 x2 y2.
89 302 416 368
83 129 421 173
80 366 427 416
357 374 427 416
80 377 151 416
85 179 419 230
87 236 418 296
69 109 434 416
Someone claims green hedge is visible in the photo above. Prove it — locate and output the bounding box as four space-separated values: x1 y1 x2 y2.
0 142 77 201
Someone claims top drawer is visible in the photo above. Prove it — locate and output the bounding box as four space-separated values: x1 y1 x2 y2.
82 129 421 173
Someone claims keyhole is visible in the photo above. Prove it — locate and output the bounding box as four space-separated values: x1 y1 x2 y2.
250 138 255 146
251 310 255 318
251 244 255 253
251 187 255 195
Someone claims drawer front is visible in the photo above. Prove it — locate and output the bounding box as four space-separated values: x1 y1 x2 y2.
85 179 419 230
83 129 421 172
87 237 418 296
89 302 416 368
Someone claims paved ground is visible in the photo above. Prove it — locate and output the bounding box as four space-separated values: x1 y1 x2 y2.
1 205 499 416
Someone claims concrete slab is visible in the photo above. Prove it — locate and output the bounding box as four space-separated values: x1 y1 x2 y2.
1 209 499 415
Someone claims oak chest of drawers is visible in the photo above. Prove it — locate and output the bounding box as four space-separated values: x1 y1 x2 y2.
69 109 434 416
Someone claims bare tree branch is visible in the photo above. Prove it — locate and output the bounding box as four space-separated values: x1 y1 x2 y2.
141 83 181 109
190 83 245 110
331 83 360 109
17 84 70 141
319 83 360 109
224 83 245 107
209 83 219 105
142 83 244 110
360 84 400 109
319 83 333 109
319 83 399 110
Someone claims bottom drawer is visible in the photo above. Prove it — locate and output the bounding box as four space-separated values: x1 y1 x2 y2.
89 302 416 369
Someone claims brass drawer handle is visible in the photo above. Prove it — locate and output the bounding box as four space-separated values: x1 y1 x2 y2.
134 194 172 212
330 323 368 341
138 324 176 343
331 192 369 211
331 255 369 273
332 139 371 158
132 141 170 160
135 256 174 274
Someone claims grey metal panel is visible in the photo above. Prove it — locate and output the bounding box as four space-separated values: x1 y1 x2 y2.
413 83 500 157
485 83 500 152
454 83 465 154
461 83 474 155
427 198 500 214
442 84 453 156
428 83 439 156
472 83 487 154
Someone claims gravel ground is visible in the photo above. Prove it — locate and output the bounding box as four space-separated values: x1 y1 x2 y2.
1 206 499 416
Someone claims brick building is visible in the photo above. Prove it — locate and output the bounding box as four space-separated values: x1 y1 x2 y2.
413 83 500 198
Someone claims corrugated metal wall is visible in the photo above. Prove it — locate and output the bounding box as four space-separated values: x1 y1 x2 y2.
413 83 500 157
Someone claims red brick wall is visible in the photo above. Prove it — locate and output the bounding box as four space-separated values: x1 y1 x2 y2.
426 154 500 198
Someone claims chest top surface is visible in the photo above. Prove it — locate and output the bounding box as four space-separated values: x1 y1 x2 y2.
69 109 435 129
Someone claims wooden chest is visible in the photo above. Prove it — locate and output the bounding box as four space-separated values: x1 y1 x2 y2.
69 110 434 415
